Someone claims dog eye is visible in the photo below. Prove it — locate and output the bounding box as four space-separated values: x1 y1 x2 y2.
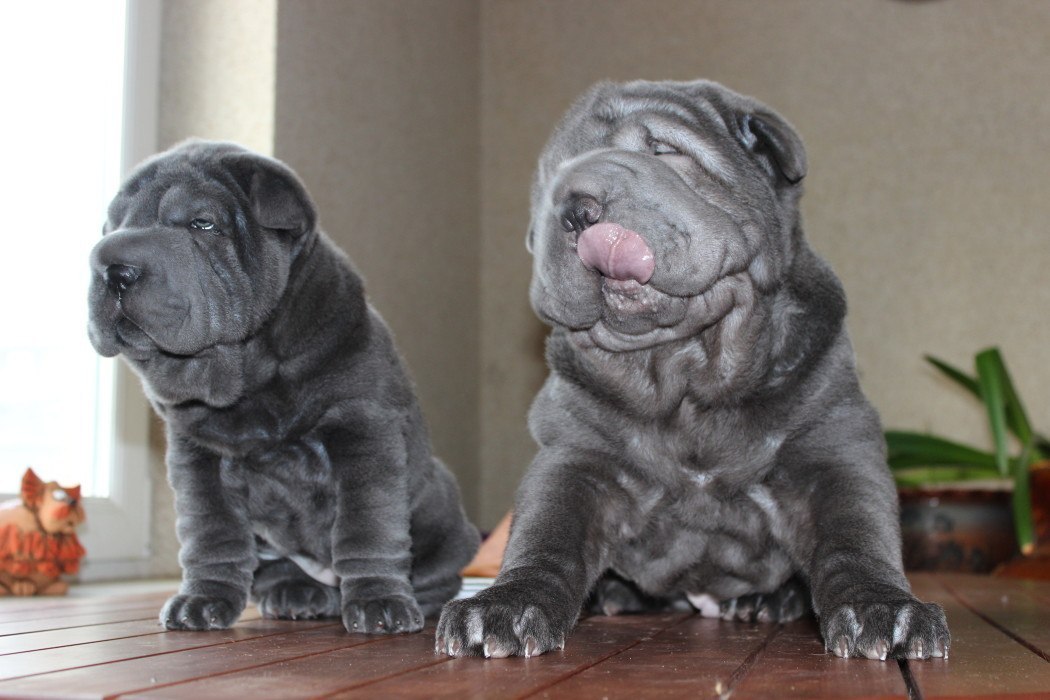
189 218 216 231
651 140 680 156
51 489 68 502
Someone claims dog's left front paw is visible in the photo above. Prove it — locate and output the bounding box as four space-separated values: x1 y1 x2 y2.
342 594 423 634
161 593 242 630
821 598 949 660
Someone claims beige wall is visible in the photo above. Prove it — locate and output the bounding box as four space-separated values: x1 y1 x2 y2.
477 0 1050 526
272 0 481 514
158 0 277 154
154 0 1050 545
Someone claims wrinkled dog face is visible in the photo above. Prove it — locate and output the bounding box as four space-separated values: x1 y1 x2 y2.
88 141 313 360
528 80 808 352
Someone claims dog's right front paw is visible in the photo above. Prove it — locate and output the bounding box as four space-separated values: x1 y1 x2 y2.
436 581 575 658
161 593 241 630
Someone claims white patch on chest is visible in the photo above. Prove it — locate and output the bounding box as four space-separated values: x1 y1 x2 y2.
691 472 713 488
255 527 339 588
289 554 339 588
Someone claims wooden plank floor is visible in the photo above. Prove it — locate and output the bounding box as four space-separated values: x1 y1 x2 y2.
0 574 1048 699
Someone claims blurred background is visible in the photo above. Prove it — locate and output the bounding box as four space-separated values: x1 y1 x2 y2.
2 0 1048 577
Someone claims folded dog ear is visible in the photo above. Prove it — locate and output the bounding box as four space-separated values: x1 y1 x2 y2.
738 111 807 185
224 154 317 236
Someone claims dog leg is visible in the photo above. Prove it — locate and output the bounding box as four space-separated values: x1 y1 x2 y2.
785 452 950 660
325 421 423 635
161 437 256 631
437 451 629 657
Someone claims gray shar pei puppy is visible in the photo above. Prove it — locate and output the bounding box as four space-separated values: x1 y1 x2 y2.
438 80 949 660
88 140 478 634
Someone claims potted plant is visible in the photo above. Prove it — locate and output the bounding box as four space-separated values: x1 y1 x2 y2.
886 347 1050 572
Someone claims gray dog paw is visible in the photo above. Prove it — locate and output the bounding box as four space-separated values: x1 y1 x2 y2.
588 573 684 616
436 581 574 658
821 598 949 660
715 578 810 623
342 595 423 634
161 593 241 630
256 581 340 620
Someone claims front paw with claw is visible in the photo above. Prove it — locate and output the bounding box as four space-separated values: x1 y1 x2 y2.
436 579 576 658
161 593 243 630
821 598 949 660
342 594 423 634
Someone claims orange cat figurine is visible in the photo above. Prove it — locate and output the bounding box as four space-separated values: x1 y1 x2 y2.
0 468 86 595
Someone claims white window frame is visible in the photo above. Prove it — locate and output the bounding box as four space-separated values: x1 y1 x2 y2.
76 0 162 582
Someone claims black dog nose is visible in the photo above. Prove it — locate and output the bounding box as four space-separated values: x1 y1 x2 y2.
105 264 142 293
559 194 603 233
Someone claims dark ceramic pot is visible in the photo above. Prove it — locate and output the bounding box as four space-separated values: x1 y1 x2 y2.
899 487 1017 573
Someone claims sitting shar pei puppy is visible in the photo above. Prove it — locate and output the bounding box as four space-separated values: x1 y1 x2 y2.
88 140 478 634
438 80 949 661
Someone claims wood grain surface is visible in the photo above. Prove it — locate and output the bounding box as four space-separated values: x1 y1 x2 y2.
0 574 1046 699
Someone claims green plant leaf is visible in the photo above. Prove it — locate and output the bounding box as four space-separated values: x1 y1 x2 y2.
891 466 1004 488
984 348 1035 448
1012 442 1036 555
928 351 1038 448
885 430 998 469
975 349 1011 478
925 355 980 398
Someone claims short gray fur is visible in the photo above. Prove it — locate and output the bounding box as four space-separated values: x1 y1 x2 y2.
437 79 949 661
87 141 478 634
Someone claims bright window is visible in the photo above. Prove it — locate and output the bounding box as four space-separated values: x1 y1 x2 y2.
0 2 127 496
0 1 160 579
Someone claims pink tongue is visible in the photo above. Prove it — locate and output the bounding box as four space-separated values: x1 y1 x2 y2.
577 223 655 284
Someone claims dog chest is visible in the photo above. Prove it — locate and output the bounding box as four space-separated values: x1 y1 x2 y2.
622 398 787 486
236 438 338 565
610 408 795 597
611 480 795 598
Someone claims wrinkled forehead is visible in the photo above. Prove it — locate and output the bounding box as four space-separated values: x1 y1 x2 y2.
106 156 240 228
535 81 738 185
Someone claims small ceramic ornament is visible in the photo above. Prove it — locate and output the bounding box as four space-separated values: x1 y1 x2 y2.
0 468 86 595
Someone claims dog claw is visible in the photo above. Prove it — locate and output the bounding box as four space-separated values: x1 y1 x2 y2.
831 635 850 658
483 635 512 659
862 639 889 661
448 638 462 656
524 636 539 658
